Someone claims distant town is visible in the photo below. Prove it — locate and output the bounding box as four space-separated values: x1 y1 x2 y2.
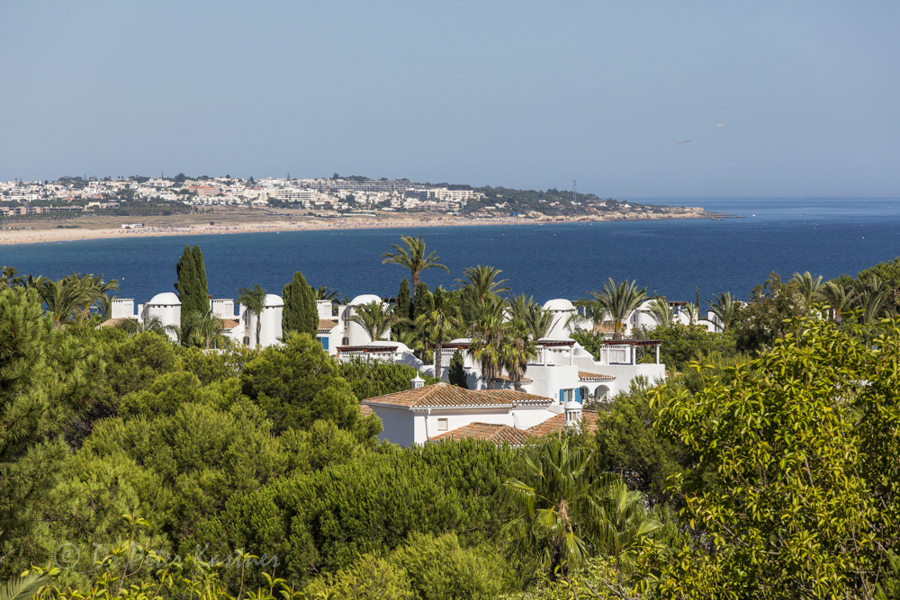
0 174 706 222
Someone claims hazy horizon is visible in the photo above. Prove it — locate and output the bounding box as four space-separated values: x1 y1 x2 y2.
2 2 898 198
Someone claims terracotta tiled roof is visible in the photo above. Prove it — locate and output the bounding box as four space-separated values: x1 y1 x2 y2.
429 422 533 446
362 383 552 410
578 371 615 381
360 404 374 417
527 411 600 437
220 319 240 330
318 318 339 332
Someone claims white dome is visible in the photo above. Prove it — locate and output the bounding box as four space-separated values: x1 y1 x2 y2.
349 294 383 306
543 298 575 311
263 294 284 307
449 338 472 344
148 292 181 306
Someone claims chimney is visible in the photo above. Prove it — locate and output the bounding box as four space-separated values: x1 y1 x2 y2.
411 374 425 390
564 400 582 428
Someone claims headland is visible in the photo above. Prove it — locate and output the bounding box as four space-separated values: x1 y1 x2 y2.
0 205 731 246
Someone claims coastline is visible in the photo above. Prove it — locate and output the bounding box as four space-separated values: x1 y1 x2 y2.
0 209 727 247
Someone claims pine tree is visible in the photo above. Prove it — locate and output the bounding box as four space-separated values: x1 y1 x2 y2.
174 245 209 335
282 271 318 337
0 287 103 578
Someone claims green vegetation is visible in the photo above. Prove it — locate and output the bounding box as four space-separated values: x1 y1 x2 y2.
6 248 900 599
174 245 210 336
281 270 318 337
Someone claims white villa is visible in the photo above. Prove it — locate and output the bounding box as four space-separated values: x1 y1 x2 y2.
103 292 284 348
100 290 683 446
629 299 723 334
322 297 668 404
361 375 597 447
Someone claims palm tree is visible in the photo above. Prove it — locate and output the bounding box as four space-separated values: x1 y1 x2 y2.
792 271 824 305
68 272 119 320
507 294 554 341
0 574 47 600
0 266 25 289
594 480 663 578
381 234 449 289
467 309 506 388
524 304 556 342
500 320 537 391
568 297 609 333
708 292 738 331
456 265 511 298
504 438 662 582
238 284 267 347
819 280 855 323
854 276 889 324
681 302 701 326
506 293 534 322
182 308 226 349
349 300 400 342
646 297 675 327
415 287 462 378
37 277 87 328
115 315 172 337
589 278 647 340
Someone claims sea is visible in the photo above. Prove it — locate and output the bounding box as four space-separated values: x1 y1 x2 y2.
2 197 898 305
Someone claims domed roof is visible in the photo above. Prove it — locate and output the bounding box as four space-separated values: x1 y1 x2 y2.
148 292 181 305
543 298 575 311
349 294 383 306
263 294 284 307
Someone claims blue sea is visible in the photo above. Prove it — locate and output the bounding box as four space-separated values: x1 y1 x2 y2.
2 197 898 305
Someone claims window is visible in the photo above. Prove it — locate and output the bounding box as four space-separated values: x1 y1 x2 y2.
437 418 448 431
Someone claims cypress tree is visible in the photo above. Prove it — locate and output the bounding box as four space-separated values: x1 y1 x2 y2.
192 245 209 304
394 278 411 338
283 271 318 337
413 282 432 324
448 349 467 388
175 245 209 331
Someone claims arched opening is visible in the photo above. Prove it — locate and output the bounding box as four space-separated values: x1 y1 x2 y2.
593 385 611 403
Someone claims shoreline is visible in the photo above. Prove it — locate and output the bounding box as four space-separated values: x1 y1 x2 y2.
0 210 730 247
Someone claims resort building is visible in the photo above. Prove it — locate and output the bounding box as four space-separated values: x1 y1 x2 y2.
361 376 598 447
104 292 284 348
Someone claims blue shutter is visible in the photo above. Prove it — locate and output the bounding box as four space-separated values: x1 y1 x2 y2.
320 336 329 350
560 389 566 403
576 388 583 403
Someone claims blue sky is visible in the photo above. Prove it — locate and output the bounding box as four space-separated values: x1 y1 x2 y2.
2 1 897 197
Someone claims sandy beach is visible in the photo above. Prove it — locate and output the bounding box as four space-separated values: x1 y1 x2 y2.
0 207 718 246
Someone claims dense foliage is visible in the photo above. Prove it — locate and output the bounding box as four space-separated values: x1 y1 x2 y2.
5 252 900 599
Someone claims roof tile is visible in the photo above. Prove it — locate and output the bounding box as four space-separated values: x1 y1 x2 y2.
527 411 600 437
429 422 533 446
362 383 552 409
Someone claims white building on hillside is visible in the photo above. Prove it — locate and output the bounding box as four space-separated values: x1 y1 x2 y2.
437 336 664 404
103 292 285 349
362 377 596 447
